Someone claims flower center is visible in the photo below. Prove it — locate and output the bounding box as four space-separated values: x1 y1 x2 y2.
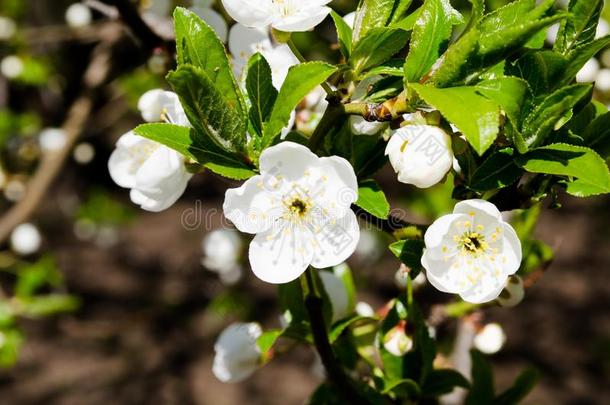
459 231 487 255
288 198 309 217
272 0 295 17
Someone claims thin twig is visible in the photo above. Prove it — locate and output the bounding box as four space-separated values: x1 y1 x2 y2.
302 269 369 405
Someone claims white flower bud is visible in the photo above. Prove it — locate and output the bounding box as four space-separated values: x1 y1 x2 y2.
474 323 506 354
1 55 23 79
576 58 600 83
0 16 16 40
349 116 388 136
595 69 610 93
596 19 610 39
383 322 413 356
65 3 92 28
385 125 453 188
496 275 525 308
202 229 243 285
39 128 67 152
213 322 262 383
355 301 375 317
10 223 42 256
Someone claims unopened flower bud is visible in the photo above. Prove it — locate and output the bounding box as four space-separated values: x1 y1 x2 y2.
474 323 506 354
496 275 525 308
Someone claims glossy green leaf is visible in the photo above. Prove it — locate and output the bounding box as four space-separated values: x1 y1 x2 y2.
263 62 337 146
351 28 410 75
352 0 395 41
517 143 610 197
476 77 530 125
560 36 610 87
465 350 495 405
554 0 604 54
390 0 414 24
330 10 353 59
245 53 277 137
389 239 425 278
173 7 244 115
422 369 471 397
355 179 390 219
410 83 500 155
505 50 568 96
404 0 463 83
582 111 610 158
520 84 592 148
167 65 247 153
470 148 522 191
257 329 282 354
134 123 255 180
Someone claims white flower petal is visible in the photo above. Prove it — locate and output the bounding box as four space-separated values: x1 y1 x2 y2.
454 199 502 221
424 213 464 249
310 210 360 269
191 7 228 42
319 270 350 322
248 221 313 283
223 175 280 234
259 141 319 179
213 322 262 383
500 223 522 274
271 6 331 32
221 0 273 28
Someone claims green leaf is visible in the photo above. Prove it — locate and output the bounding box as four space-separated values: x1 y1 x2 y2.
330 10 353 59
173 7 244 115
329 316 375 343
167 65 247 153
517 143 610 197
410 83 500 155
554 0 604 54
245 53 277 137
582 111 610 158
390 0 414 25
351 28 410 75
263 62 337 146
478 0 536 34
520 84 592 148
560 36 610 87
134 123 255 180
278 279 307 325
257 329 282 354
475 77 530 127
15 295 80 318
389 239 425 278
495 368 540 405
404 0 463 83
352 0 395 42
505 50 568 96
359 59 404 80
422 369 471 397
465 351 495 405
381 378 421 397
332 263 357 315
355 179 390 219
470 148 522 192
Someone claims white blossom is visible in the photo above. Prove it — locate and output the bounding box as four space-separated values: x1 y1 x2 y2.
228 24 298 89
10 223 42 256
421 199 522 304
355 301 375 317
65 3 92 28
576 58 600 83
223 141 360 284
108 90 192 212
221 0 332 32
213 322 262 383
474 323 506 354
595 68 610 92
0 55 23 79
383 322 413 356
350 116 388 136
202 229 243 285
496 275 525 308
39 128 67 152
0 16 16 40
386 124 454 188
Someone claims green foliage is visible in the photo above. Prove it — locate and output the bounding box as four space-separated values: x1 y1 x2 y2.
351 28 410 76
355 179 390 219
404 0 463 83
389 239 425 278
245 53 278 138
330 10 353 59
409 83 500 155
263 62 337 147
554 0 604 54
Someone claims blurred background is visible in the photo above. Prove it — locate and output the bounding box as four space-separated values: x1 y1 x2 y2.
0 0 609 404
